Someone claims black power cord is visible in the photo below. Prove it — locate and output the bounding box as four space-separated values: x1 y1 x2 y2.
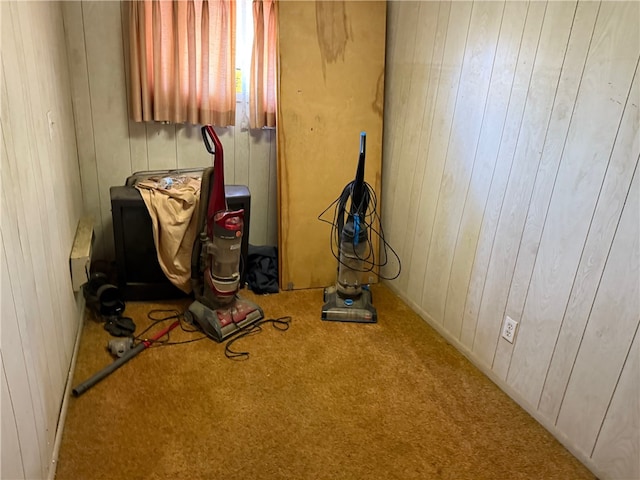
224 316 292 360
133 309 293 359
318 180 401 280
133 309 208 348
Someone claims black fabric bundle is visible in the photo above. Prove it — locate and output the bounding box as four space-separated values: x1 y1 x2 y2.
246 245 279 294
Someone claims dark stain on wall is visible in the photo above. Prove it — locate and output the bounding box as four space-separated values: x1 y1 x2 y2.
315 1 352 80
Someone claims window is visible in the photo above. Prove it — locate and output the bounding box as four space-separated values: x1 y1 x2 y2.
129 0 276 128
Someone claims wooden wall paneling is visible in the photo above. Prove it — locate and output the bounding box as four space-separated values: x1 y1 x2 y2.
14 1 74 360
0 128 55 480
506 1 640 405
234 128 250 186
424 1 505 330
403 1 451 302
1 117 47 475
11 3 69 362
380 0 396 228
217 128 236 184
83 1 134 257
234 108 250 186
411 2 472 309
176 124 212 169
128 125 150 173
145 123 178 170
119 1 150 174
1 361 25 480
539 70 639 420
62 1 103 257
391 2 441 293
277 1 386 290
471 2 576 368
460 1 546 350
381 1 420 287
248 129 272 245
492 1 600 380
379 0 397 196
1 86 53 479
2 4 86 477
379 0 399 233
555 168 639 456
380 1 421 272
3 6 66 399
1 160 52 480
412 2 473 311
591 329 640 480
40 2 84 355
446 1 529 341
37 1 84 242
1 242 42 479
386 1 438 293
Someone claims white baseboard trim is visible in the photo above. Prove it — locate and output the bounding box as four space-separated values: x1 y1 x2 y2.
47 291 86 480
383 281 606 480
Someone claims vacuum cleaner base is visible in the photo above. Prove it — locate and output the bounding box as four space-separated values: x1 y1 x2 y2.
321 286 377 323
186 296 264 342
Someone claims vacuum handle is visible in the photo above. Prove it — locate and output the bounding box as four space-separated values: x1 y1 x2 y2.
201 125 222 156
351 132 367 215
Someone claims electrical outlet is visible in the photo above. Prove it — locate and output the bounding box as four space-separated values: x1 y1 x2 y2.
501 316 518 344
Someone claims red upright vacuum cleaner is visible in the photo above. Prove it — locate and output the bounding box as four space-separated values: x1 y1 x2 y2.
185 125 264 341
72 126 263 396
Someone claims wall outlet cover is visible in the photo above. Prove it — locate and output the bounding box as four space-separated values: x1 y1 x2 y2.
502 316 518 344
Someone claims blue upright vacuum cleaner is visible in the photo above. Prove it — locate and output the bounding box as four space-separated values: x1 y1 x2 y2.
321 132 399 323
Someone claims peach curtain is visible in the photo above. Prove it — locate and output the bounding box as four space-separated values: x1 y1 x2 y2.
129 0 236 126
249 0 277 129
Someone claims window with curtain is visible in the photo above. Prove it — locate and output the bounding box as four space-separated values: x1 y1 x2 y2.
129 0 276 128
249 0 277 129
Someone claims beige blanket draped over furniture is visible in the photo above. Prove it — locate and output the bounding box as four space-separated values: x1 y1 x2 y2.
135 177 201 293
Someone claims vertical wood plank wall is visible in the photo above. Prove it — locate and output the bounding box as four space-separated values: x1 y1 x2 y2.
1 2 85 478
62 1 278 262
382 1 639 479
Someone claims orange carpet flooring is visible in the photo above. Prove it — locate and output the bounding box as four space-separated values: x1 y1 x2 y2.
56 284 594 480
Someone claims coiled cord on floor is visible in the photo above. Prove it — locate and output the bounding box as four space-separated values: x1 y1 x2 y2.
224 316 293 360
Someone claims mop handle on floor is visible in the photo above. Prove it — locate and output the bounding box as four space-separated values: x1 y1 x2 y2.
72 320 180 397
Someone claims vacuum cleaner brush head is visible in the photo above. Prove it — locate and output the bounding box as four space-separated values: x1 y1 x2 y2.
321 286 377 323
